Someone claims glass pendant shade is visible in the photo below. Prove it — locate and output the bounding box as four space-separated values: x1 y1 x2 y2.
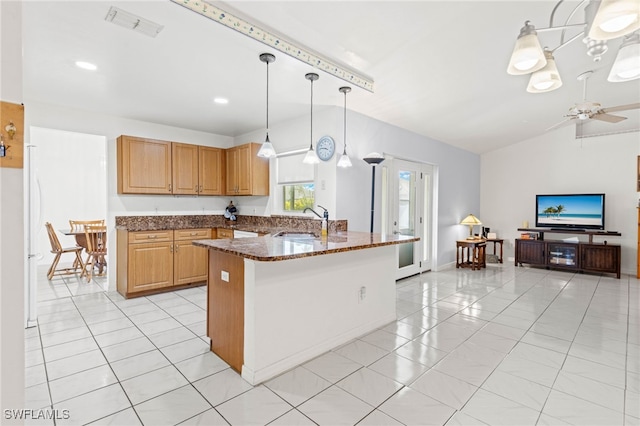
527 50 563 92
588 0 640 40
337 152 352 168
507 22 547 75
608 32 640 81
303 148 320 164
257 134 276 157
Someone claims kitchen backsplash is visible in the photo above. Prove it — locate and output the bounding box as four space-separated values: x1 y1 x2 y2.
115 214 348 233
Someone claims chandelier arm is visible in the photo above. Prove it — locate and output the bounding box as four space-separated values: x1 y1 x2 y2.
550 30 586 54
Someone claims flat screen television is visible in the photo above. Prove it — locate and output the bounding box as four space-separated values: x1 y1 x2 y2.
535 193 605 230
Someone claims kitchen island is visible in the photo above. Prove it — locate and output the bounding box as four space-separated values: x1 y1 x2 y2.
193 231 418 385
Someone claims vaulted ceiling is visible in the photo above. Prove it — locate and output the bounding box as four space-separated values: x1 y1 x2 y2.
23 1 640 154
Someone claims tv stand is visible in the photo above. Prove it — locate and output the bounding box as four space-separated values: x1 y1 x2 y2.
515 228 621 279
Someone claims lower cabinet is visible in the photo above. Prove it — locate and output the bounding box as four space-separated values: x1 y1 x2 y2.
117 228 212 298
515 239 620 279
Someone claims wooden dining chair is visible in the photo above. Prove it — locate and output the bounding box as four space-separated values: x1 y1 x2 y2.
45 222 85 280
83 224 107 283
69 219 105 233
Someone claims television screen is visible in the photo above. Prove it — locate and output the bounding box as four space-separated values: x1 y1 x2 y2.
535 193 605 230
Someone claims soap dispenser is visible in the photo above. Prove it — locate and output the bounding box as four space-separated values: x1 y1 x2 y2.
318 205 329 237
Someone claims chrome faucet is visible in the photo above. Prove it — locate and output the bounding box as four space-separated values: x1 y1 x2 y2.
303 205 328 221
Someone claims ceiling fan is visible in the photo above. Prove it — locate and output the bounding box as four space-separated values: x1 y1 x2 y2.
546 70 640 131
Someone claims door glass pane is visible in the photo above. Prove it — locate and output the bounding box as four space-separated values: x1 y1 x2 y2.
398 170 415 268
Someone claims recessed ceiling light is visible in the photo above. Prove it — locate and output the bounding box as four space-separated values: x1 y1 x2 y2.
75 61 97 71
214 98 229 105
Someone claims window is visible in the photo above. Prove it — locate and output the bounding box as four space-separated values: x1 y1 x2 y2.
282 183 315 211
277 150 315 213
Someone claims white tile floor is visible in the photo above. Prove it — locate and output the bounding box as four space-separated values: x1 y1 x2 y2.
24 262 639 425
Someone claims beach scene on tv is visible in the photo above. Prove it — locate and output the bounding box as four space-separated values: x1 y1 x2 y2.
536 194 604 227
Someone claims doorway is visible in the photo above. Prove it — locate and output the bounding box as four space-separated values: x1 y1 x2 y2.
382 157 435 280
26 127 107 325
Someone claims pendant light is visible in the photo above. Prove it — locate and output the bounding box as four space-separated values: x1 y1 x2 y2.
303 72 320 165
257 53 276 158
337 86 353 168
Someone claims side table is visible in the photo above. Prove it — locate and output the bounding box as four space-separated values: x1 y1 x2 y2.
456 240 486 270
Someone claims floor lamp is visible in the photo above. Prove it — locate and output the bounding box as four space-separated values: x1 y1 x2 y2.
363 153 384 233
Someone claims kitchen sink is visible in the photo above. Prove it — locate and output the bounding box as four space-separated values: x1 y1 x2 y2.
272 231 318 239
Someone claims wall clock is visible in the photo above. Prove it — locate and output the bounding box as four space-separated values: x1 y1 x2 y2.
317 135 335 161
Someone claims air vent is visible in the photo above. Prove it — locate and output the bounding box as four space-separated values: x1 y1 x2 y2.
105 6 164 38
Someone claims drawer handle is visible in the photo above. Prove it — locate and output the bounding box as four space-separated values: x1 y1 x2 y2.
147 235 157 239
191 232 198 236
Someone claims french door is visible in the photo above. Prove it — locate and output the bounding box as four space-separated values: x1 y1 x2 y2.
383 158 434 279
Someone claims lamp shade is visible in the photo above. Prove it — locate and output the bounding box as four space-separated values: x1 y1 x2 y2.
588 0 640 41
527 50 563 93
608 32 640 81
460 214 482 226
507 22 547 75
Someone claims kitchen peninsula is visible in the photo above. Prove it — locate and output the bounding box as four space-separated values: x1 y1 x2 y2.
193 231 418 385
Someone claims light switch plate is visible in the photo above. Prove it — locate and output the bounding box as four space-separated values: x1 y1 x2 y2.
221 270 229 282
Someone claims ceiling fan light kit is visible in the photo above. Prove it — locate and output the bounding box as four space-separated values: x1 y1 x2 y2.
508 0 640 92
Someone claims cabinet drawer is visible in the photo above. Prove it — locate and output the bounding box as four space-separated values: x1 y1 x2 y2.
175 228 211 241
128 230 173 244
217 228 234 239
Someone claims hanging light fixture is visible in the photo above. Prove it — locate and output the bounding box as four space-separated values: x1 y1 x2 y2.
257 53 277 158
527 49 563 92
303 73 320 165
608 31 640 81
337 86 353 168
508 1 640 92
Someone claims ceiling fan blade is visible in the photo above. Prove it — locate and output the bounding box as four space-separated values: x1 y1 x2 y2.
602 103 640 113
591 113 627 123
546 117 576 132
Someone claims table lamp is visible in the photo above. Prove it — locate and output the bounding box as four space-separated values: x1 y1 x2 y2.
460 214 482 239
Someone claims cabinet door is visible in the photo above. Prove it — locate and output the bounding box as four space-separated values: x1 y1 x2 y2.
547 243 578 268
235 144 252 195
174 241 208 285
127 242 174 292
117 136 172 194
515 239 545 265
199 146 223 195
581 244 620 274
172 143 199 195
225 147 239 195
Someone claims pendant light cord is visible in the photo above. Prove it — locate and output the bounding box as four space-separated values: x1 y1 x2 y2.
343 90 347 154
266 59 269 134
310 77 314 149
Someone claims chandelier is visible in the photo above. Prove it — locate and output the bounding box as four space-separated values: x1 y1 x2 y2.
507 0 640 93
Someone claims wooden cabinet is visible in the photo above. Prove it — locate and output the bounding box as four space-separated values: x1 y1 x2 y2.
199 146 224 195
117 228 211 298
118 136 223 196
225 143 269 196
118 136 172 194
637 208 639 278
515 231 621 279
216 228 234 239
174 229 210 285
515 239 545 266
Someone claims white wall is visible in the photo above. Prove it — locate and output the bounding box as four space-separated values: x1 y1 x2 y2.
0 0 24 418
481 124 638 275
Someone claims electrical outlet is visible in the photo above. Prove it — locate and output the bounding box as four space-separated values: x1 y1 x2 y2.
221 271 229 282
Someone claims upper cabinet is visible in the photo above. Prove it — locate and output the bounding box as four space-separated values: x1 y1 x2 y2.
118 136 172 194
225 143 269 196
117 135 224 196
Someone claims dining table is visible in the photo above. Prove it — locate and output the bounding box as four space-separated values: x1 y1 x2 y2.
60 228 107 273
